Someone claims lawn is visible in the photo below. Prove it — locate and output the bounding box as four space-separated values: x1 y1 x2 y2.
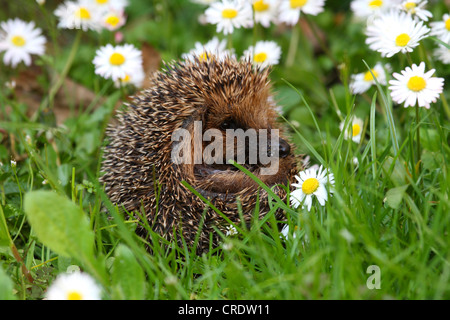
0 0 449 301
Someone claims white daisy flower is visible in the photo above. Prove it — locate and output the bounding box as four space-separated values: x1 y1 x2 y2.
191 0 216 5
430 13 450 43
100 8 126 31
350 0 395 20
278 0 326 26
365 10 430 57
242 40 282 68
290 165 335 212
5 80 16 90
266 95 283 115
349 62 390 94
397 0 432 21
0 18 46 68
204 0 254 35
181 36 233 62
92 0 128 11
252 0 279 28
93 43 143 81
114 68 145 88
339 116 365 143
225 224 238 236
434 44 450 64
388 62 444 109
280 224 295 240
45 272 102 300
54 0 102 31
280 224 310 243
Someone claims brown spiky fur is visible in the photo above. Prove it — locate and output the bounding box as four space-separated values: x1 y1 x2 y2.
100 56 301 253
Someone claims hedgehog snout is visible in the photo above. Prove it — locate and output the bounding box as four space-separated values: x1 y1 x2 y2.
261 132 291 159
278 138 291 158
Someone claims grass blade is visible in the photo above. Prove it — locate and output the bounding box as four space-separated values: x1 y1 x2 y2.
363 60 399 156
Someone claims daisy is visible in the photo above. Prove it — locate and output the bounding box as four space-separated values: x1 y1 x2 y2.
225 224 238 236
204 0 254 35
365 10 430 57
280 224 295 240
54 0 102 31
45 272 102 300
349 62 390 94
388 62 444 109
242 40 282 68
350 0 395 20
290 165 334 212
339 116 365 143
252 0 279 28
397 0 432 21
93 43 143 81
0 18 46 68
266 95 283 115
92 0 128 11
181 36 233 61
280 224 310 244
278 0 326 26
114 68 145 88
430 13 450 44
434 44 450 64
100 8 126 31
191 0 216 4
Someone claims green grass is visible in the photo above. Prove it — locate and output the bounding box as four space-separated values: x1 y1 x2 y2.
0 0 449 300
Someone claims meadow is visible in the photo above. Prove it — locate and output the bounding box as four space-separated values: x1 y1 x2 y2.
0 0 449 300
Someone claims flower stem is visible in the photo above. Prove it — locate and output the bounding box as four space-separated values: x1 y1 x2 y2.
34 30 82 119
286 23 300 67
303 15 338 66
252 21 259 47
440 92 450 120
227 33 233 51
415 104 421 177
405 52 414 65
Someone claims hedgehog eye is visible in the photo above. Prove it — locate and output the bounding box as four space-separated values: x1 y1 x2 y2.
220 119 238 130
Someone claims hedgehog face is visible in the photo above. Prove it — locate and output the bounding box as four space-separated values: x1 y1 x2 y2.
193 89 296 196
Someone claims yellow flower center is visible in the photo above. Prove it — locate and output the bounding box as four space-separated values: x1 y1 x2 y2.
11 35 26 47
109 52 125 66
106 15 120 27
253 0 269 12
290 0 308 8
76 7 91 20
363 69 378 82
369 0 383 8
445 18 450 31
404 2 416 13
96 0 109 3
254 52 268 63
395 33 410 47
222 8 238 19
120 74 131 83
199 52 209 61
67 291 82 300
407 76 426 92
352 123 361 137
302 178 319 195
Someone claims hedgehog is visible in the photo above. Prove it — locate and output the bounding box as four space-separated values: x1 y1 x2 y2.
100 56 302 253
